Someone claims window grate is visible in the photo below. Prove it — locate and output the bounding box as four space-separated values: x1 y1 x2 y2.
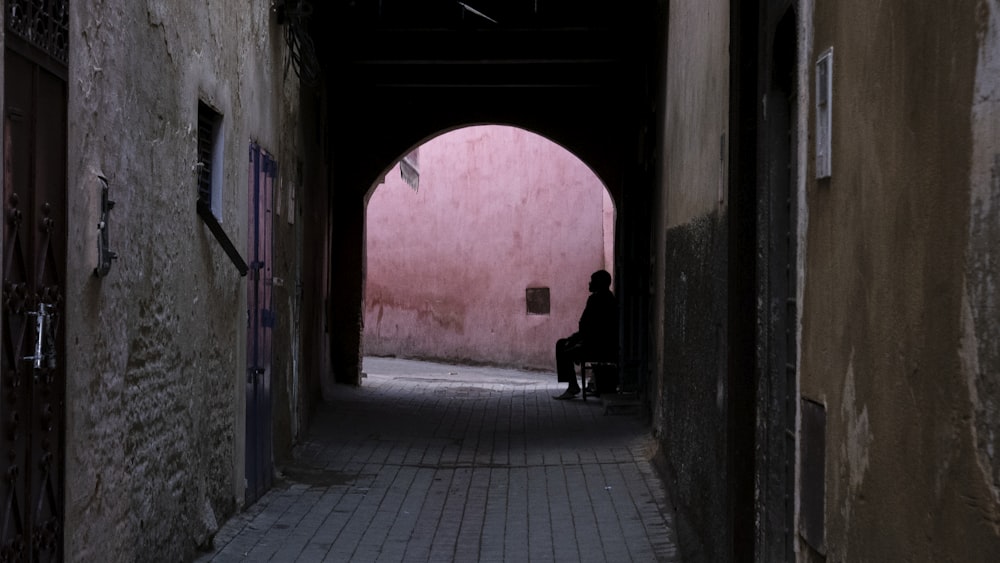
195 100 246 276
197 102 220 204
5 0 69 64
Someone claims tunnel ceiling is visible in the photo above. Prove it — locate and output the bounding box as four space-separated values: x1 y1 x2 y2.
319 1 634 91
305 0 657 196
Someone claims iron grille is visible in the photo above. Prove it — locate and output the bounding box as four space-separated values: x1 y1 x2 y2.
5 0 69 64
196 101 219 204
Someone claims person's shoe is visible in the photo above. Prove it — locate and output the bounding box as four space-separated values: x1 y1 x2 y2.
553 388 580 400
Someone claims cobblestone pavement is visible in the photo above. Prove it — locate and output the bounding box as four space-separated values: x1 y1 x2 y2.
197 357 680 562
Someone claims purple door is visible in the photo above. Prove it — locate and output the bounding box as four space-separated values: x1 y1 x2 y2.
246 144 275 502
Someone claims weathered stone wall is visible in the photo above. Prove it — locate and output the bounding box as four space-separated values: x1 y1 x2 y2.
801 0 1000 559
364 125 612 370
64 1 300 560
966 0 1000 537
651 0 731 561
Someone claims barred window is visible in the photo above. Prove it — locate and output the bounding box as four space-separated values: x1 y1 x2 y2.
197 101 224 220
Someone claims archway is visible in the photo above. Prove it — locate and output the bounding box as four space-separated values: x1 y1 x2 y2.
363 125 615 371
306 0 655 428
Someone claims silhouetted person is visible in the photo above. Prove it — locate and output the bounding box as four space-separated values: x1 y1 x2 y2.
553 269 618 399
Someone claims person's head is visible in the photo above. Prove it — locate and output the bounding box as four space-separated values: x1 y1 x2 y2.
589 270 612 292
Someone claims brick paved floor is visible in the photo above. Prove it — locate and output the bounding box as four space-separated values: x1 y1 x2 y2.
197 357 680 562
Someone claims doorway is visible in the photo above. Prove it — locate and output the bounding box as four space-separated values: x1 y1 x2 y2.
246 144 275 503
758 5 799 561
1 4 69 558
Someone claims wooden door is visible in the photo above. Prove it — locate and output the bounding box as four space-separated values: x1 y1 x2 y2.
245 144 275 503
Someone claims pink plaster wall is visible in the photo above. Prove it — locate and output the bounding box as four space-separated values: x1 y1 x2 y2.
364 125 613 370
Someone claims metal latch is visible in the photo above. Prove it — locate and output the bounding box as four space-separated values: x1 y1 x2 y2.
23 302 56 369
94 174 118 277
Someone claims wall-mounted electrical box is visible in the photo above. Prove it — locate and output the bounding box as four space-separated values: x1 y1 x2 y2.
816 48 833 179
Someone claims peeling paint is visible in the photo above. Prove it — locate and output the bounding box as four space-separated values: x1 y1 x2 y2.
840 350 872 518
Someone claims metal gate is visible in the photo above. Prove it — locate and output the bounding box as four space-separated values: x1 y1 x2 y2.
1 1 69 559
246 144 275 503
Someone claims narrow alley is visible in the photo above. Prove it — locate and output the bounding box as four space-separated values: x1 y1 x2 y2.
198 358 679 562
5 1 1000 560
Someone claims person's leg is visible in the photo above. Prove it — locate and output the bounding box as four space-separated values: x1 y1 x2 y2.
554 338 581 399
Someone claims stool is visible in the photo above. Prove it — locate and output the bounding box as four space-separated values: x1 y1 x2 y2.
580 360 617 401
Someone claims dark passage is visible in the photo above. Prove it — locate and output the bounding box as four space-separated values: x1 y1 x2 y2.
199 358 678 562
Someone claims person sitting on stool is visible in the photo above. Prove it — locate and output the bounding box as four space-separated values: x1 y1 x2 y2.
553 269 618 400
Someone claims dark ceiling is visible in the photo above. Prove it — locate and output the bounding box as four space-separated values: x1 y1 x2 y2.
320 1 636 89
301 0 658 197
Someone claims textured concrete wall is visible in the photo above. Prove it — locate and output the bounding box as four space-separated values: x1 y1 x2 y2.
652 1 730 561
364 126 612 370
801 0 1000 559
64 2 299 560
662 0 729 229
659 213 729 562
